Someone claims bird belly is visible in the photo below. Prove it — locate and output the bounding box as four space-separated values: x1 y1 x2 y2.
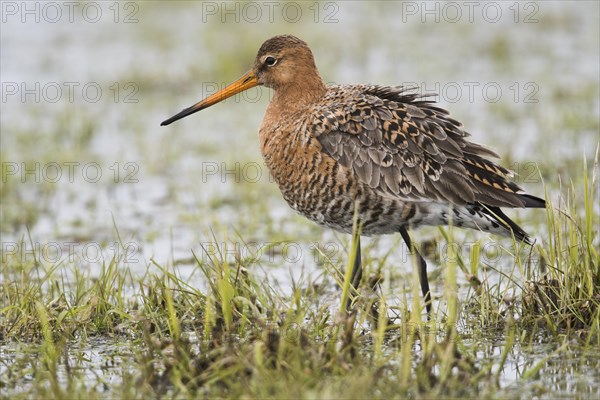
261 127 412 236
277 176 413 236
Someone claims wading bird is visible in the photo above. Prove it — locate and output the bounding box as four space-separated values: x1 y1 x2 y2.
161 35 545 314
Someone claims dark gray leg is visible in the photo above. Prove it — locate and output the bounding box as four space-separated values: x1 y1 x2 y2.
399 227 432 315
345 237 362 311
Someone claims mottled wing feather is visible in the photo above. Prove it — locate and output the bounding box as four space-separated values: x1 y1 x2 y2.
314 84 530 208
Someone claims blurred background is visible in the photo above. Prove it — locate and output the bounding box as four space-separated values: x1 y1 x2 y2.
1 1 598 282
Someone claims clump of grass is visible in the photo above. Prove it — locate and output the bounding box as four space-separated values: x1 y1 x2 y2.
523 153 599 337
1 244 133 342
442 152 599 344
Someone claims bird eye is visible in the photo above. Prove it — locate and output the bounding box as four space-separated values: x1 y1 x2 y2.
265 56 277 66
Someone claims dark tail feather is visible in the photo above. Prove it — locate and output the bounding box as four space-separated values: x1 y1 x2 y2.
520 194 546 208
480 206 534 244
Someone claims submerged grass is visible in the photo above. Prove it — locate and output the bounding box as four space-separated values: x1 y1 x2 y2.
1 157 599 398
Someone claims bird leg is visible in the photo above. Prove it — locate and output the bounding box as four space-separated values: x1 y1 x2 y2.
399 227 432 316
345 237 362 312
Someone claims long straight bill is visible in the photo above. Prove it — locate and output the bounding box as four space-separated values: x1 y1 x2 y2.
161 70 258 126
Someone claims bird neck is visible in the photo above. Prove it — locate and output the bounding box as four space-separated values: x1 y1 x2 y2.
268 75 327 117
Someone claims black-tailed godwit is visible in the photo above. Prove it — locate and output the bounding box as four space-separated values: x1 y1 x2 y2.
161 35 545 313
